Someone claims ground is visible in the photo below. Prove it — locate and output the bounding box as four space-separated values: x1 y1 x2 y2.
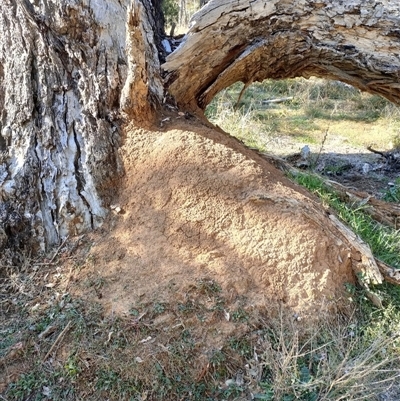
1 112 399 400
73 116 356 317
269 133 399 195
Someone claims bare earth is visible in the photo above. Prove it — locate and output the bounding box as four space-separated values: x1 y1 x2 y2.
2 116 399 398
72 116 356 323
267 132 398 195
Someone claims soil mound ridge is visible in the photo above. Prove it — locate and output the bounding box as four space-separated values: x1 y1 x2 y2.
77 119 355 318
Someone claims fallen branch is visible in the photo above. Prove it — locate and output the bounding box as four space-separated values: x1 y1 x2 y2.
252 151 400 287
328 214 383 285
375 258 400 286
42 321 72 362
367 146 400 169
257 152 295 173
326 180 400 230
261 96 293 104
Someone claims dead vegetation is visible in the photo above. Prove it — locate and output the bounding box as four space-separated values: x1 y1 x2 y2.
1 243 400 400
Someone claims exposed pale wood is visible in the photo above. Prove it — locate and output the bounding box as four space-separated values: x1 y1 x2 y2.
375 258 400 286
262 97 294 105
328 214 383 285
326 180 400 230
164 0 400 113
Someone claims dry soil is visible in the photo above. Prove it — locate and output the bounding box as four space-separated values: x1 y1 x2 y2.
72 115 357 321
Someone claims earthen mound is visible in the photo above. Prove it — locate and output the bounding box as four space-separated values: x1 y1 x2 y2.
75 118 356 319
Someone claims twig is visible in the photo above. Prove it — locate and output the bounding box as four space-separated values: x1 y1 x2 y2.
367 145 387 158
68 234 85 257
36 236 69 265
313 125 329 170
48 235 69 263
196 363 210 382
234 80 252 110
42 321 72 362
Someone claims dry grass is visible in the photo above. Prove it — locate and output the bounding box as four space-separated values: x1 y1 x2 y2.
1 242 400 400
2 76 400 400
207 78 400 151
251 314 400 401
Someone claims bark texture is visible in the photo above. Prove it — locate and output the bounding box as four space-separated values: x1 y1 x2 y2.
2 0 400 260
0 0 164 254
163 0 400 112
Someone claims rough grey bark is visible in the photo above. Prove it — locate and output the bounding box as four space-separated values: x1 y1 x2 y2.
2 0 400 260
163 0 400 112
0 0 164 256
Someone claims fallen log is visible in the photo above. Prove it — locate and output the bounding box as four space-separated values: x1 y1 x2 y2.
230 147 400 289
261 97 294 104
328 214 383 286
326 180 400 230
375 258 400 286
257 152 400 287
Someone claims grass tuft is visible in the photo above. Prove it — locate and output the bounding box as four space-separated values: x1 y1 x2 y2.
382 177 400 203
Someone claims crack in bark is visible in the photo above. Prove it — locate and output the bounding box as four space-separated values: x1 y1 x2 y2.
72 122 93 229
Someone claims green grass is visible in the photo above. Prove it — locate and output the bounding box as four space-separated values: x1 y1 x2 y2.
204 79 400 400
291 172 400 269
251 317 400 401
382 178 400 203
3 77 400 401
3 263 400 401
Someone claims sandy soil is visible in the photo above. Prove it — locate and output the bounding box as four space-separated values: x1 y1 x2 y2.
72 115 356 321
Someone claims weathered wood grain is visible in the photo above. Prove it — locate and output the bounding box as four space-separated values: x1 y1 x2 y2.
164 0 400 112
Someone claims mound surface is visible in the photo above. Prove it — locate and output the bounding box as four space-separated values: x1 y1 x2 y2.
73 117 355 319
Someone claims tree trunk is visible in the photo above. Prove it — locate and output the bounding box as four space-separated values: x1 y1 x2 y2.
163 0 400 113
0 0 399 280
0 0 164 256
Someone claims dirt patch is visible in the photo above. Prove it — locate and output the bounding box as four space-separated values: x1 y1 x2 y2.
3 117 399 400
71 116 355 320
268 133 399 195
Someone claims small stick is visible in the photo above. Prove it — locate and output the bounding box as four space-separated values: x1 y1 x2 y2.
36 236 69 265
234 81 252 110
367 145 387 159
48 236 70 263
196 363 210 382
313 125 329 170
42 321 72 362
